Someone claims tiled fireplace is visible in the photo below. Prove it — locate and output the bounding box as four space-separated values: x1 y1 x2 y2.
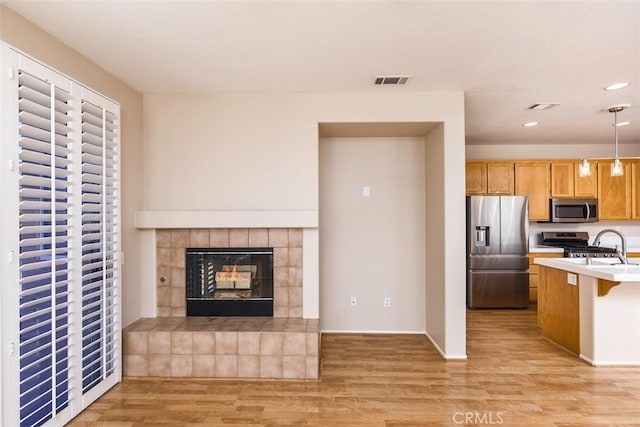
157 228 302 318
123 227 319 379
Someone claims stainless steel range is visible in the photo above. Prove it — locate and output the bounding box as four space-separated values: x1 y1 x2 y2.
540 231 619 258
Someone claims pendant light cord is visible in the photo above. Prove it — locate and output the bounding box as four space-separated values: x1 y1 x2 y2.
614 108 619 159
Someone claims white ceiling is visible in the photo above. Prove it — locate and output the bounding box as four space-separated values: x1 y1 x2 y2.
3 0 639 145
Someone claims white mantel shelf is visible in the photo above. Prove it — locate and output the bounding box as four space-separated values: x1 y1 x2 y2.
135 210 319 229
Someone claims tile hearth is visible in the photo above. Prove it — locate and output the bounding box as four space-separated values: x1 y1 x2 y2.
123 317 319 379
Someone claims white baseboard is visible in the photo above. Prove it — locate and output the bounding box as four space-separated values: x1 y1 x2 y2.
320 329 425 334
579 354 640 366
425 331 468 360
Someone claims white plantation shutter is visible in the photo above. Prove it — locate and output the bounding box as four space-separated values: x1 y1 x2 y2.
1 47 121 427
17 70 73 427
80 99 120 394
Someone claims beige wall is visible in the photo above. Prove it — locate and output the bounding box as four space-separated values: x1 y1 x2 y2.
142 91 467 357
424 123 467 358
319 136 426 332
466 142 640 159
0 5 145 327
142 94 317 211
143 92 466 212
424 125 447 347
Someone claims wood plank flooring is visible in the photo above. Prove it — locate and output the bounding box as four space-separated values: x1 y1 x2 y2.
69 307 640 426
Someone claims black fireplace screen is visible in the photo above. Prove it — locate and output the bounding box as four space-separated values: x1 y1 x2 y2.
185 247 274 316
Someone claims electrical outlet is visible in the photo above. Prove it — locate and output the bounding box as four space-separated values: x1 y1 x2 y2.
350 297 357 307
567 273 577 286
384 297 391 308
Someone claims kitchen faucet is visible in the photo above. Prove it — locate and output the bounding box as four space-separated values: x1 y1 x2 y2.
592 229 628 264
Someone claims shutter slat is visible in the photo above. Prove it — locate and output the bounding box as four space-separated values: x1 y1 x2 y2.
19 187 69 201
19 111 72 135
81 100 103 116
19 123 72 147
19 98 70 123
82 132 104 148
20 136 71 157
82 151 103 166
19 162 71 178
20 213 69 224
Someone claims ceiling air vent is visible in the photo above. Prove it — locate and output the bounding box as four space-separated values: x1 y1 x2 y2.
528 103 561 110
374 75 413 86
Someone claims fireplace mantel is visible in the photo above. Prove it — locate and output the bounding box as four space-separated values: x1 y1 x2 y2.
135 210 318 229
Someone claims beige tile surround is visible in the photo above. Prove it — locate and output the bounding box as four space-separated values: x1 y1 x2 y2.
156 228 303 318
124 317 319 379
124 227 317 379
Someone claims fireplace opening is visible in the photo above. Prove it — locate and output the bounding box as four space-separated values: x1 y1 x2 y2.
185 247 274 316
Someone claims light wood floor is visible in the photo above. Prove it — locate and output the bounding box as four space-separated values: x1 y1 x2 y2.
69 307 640 426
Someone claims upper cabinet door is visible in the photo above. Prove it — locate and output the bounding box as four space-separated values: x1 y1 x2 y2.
465 162 487 194
632 160 640 220
598 160 632 220
487 162 514 194
551 162 574 197
574 161 598 198
515 161 550 221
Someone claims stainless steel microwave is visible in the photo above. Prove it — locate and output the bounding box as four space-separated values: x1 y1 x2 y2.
549 198 598 223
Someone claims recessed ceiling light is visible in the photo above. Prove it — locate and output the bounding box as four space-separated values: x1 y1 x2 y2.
604 103 631 112
614 121 631 127
523 122 539 127
605 82 630 91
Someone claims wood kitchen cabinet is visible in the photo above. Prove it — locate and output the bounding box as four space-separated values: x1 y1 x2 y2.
538 265 579 354
488 162 515 194
465 161 487 194
598 160 632 220
467 158 636 221
574 161 598 198
551 161 598 198
515 161 550 221
528 252 562 303
465 161 514 195
632 160 640 220
550 162 574 197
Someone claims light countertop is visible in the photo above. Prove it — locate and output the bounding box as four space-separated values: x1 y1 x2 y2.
529 245 564 254
529 245 640 254
533 257 640 282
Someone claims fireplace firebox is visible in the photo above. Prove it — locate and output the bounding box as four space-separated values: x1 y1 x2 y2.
185 247 274 316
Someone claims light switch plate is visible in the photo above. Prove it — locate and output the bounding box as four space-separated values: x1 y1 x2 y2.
362 186 370 197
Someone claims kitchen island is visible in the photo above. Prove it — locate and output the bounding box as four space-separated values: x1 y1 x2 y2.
534 257 640 366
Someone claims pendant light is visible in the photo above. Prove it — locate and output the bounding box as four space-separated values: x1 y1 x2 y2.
609 105 625 177
578 105 629 178
578 158 591 177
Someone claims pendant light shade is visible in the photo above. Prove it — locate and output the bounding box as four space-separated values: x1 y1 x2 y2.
611 158 624 176
578 158 591 177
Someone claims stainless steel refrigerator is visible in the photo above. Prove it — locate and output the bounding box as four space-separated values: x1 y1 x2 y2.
466 195 529 308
